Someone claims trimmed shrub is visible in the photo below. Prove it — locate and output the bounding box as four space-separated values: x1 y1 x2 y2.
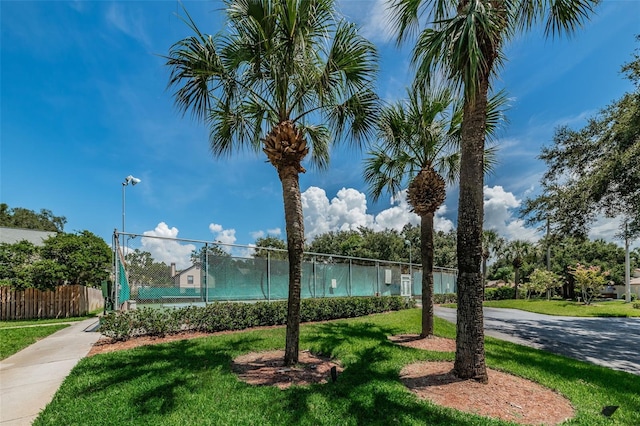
484 286 515 301
100 296 414 340
433 293 457 304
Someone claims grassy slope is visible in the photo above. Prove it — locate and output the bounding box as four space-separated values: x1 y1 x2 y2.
34 309 640 426
482 299 640 317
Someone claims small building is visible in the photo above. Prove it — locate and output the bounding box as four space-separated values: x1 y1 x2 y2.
0 227 56 246
170 262 201 289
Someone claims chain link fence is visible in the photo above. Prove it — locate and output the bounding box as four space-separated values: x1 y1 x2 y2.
113 232 457 310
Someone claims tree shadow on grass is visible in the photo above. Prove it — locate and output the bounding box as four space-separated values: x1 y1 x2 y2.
281 321 503 425
486 337 640 423
48 334 265 420
283 342 504 426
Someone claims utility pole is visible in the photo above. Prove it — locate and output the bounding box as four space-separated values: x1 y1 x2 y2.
625 221 631 303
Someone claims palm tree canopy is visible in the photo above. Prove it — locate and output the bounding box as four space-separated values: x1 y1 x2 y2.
389 0 599 101
167 0 380 170
363 81 506 203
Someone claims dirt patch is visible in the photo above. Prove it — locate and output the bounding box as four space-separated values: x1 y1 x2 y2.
388 333 456 352
232 350 342 389
400 361 574 425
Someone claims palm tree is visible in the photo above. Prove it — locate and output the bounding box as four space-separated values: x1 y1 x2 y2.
482 229 504 287
166 0 379 365
364 80 503 338
389 0 598 382
500 240 534 299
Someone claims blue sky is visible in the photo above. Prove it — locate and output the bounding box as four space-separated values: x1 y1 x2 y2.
2 0 639 264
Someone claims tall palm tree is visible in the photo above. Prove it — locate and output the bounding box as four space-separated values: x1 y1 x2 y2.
482 229 504 286
364 80 503 338
166 0 379 365
500 239 534 299
389 0 598 382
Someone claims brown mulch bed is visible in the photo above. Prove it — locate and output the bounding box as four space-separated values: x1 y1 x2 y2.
88 330 574 425
388 333 456 352
232 350 342 389
391 334 575 425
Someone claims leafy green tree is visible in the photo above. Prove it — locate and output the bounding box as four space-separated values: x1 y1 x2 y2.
39 231 111 288
254 236 287 260
389 0 597 381
432 229 457 268
166 0 378 365
482 230 504 284
0 203 66 232
570 264 608 305
526 268 562 300
493 266 513 284
523 42 640 239
364 79 503 337
29 259 67 290
126 249 173 289
0 240 38 289
500 240 535 299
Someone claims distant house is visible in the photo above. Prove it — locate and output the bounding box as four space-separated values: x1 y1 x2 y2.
612 268 640 299
170 262 201 289
0 227 56 246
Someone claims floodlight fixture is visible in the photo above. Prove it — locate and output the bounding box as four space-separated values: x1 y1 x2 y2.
122 174 141 250
123 175 141 186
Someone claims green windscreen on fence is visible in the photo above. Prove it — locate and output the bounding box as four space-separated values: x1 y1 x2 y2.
117 248 130 304
412 270 458 295
200 256 427 301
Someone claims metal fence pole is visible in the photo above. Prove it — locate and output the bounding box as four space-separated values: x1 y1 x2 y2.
267 250 271 302
313 256 316 299
349 259 352 297
205 243 209 304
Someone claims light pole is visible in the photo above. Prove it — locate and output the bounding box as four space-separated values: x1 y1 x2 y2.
121 175 141 250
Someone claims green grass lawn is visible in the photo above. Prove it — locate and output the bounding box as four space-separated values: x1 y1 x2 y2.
34 309 640 425
0 314 97 329
0 314 98 359
481 299 640 317
0 325 69 360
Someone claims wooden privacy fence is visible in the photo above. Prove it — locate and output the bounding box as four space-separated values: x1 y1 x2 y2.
0 285 104 320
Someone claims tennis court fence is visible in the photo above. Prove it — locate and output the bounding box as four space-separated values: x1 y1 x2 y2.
112 231 457 310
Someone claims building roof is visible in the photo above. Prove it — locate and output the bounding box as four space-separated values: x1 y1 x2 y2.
0 227 56 246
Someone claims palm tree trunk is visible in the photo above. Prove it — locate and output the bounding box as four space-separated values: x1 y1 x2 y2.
514 268 520 299
279 166 304 366
482 256 488 300
454 75 490 383
420 213 435 337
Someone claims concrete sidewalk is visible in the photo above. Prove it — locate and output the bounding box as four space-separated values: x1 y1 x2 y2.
0 318 102 425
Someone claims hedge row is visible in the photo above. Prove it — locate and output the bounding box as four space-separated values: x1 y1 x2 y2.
100 296 415 341
433 293 457 304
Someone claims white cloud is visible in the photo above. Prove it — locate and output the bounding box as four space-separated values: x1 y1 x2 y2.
483 185 539 242
105 3 151 48
267 227 281 236
209 222 237 251
301 186 453 240
339 0 395 43
141 222 195 269
250 230 265 240
250 227 282 241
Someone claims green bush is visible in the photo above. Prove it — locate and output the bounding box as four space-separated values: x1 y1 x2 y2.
632 302 640 309
484 286 515 300
433 293 457 304
100 296 413 340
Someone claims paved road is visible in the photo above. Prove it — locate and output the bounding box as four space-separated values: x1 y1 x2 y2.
435 306 640 375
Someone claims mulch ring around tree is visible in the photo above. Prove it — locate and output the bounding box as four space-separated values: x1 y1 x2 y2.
231 350 343 390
